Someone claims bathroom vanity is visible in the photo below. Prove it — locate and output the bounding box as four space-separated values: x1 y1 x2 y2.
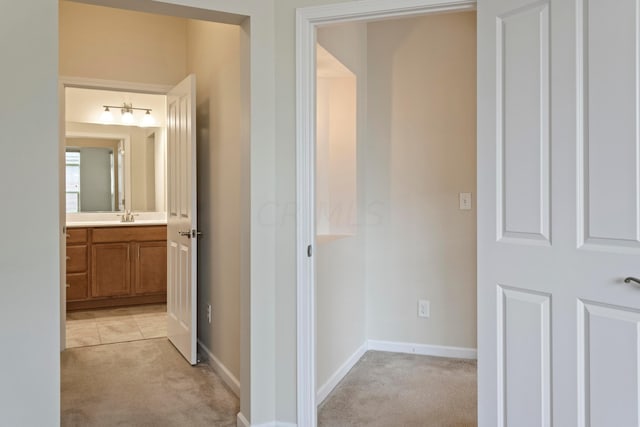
65 222 167 311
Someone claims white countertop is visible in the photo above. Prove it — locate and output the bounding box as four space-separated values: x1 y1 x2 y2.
66 212 167 228
67 219 167 228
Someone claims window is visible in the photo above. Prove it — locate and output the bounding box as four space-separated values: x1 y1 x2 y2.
66 151 81 213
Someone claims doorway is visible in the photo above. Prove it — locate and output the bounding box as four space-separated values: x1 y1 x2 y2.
295 1 477 425
62 84 169 349
59 0 248 422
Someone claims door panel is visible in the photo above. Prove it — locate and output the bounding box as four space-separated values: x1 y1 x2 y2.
579 0 640 248
166 74 197 365
498 286 551 427
479 0 640 426
497 3 550 243
578 301 640 427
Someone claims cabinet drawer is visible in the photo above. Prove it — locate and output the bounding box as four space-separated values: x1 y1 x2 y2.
92 226 167 243
66 228 88 244
66 273 88 301
66 245 88 273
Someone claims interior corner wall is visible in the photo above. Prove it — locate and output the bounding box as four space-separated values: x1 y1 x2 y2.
365 12 477 349
59 0 188 86
0 0 60 424
186 19 242 384
315 22 368 393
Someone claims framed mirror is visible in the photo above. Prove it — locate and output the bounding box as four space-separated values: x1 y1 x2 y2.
65 124 166 214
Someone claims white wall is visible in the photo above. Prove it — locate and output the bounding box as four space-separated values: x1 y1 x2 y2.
186 19 243 386
365 12 477 348
0 0 60 424
315 22 368 396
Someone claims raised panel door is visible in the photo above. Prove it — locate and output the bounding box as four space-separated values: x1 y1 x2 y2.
478 0 640 425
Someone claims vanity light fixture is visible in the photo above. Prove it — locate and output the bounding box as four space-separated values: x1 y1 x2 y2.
101 102 154 127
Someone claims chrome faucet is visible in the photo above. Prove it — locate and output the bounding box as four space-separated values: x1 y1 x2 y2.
119 210 138 223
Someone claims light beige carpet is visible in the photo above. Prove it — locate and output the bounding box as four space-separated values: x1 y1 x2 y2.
318 351 477 427
61 338 238 427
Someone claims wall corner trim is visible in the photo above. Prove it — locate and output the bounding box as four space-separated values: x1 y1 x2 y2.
367 339 477 360
198 339 241 397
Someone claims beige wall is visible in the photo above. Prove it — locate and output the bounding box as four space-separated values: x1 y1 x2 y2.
186 19 243 385
0 0 60 424
365 12 477 348
59 1 188 86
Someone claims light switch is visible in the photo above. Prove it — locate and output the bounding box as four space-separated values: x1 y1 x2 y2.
459 192 472 210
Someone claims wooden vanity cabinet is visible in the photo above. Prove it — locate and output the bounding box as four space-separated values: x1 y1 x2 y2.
66 225 167 310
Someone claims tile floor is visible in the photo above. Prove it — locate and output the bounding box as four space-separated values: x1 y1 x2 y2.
66 304 167 348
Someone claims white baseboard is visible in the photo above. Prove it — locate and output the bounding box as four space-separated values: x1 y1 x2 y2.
198 339 241 397
316 342 368 405
237 412 250 427
237 413 296 427
367 339 477 360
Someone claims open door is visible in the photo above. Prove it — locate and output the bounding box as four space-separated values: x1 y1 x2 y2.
478 1 640 426
166 74 198 365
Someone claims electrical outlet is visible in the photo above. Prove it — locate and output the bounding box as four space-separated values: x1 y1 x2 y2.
207 304 212 324
418 300 430 318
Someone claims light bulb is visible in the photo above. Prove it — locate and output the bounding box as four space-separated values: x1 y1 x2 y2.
100 107 113 123
121 109 134 125
141 110 155 127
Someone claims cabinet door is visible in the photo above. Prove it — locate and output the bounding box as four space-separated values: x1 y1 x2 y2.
134 241 167 295
92 243 130 297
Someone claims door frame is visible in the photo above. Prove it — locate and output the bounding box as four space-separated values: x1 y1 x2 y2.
295 0 476 425
59 76 172 351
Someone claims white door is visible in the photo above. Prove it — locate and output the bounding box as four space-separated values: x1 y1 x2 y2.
478 0 640 426
167 74 198 365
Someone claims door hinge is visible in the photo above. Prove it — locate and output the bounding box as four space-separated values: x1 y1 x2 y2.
307 245 313 258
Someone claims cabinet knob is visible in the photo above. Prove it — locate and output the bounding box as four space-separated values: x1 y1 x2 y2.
66 283 71 288
66 256 71 261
